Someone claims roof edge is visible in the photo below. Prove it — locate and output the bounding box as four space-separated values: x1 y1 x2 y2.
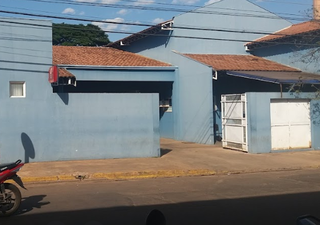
56 65 177 70
246 20 320 48
179 53 300 72
107 19 173 48
172 50 216 70
245 24 293 46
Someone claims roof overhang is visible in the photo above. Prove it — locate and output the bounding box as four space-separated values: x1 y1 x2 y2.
54 65 176 82
246 32 320 51
245 21 320 48
226 71 320 84
56 65 176 71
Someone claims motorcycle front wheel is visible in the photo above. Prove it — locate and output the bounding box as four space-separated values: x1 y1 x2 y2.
0 183 22 217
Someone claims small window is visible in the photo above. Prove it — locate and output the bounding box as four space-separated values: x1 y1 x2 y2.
10 82 25 98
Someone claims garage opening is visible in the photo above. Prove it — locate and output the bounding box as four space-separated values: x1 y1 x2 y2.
53 81 173 112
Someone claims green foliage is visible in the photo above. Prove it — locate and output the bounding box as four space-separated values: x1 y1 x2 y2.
52 23 111 46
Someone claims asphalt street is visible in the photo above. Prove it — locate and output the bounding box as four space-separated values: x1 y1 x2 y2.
2 169 320 225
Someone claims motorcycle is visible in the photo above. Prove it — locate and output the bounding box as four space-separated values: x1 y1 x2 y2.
0 159 25 217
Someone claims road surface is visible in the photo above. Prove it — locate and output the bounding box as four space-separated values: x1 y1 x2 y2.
2 168 320 225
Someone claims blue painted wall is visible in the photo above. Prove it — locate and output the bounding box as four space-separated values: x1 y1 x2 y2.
65 68 176 140
0 89 160 162
0 18 52 75
65 59 213 145
0 18 168 162
66 67 176 82
122 0 291 56
167 0 292 55
246 92 320 154
171 53 214 144
311 100 320 150
252 43 320 74
160 110 174 138
117 0 292 144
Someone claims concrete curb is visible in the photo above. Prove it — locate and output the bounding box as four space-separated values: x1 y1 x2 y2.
92 169 216 180
17 165 320 184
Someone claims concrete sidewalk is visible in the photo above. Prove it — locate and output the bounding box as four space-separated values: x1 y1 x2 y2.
18 139 320 183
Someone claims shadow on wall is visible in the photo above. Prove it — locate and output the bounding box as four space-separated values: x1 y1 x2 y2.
21 133 35 163
52 86 69 105
312 102 320 126
122 30 171 52
57 92 69 105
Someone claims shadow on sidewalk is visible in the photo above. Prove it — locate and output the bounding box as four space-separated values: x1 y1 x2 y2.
17 195 50 215
160 148 172 157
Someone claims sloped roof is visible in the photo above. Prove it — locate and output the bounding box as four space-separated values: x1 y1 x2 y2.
246 21 320 46
183 54 299 72
107 20 173 48
58 68 75 78
52 46 171 67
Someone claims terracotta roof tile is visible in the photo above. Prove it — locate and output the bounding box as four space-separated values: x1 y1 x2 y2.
247 21 320 46
53 46 171 67
58 68 75 78
183 54 299 72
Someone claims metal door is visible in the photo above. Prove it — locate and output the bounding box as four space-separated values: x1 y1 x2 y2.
221 94 248 152
270 99 311 150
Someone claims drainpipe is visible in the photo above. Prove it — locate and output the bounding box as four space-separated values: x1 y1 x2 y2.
314 0 320 20
280 83 283 98
212 69 218 143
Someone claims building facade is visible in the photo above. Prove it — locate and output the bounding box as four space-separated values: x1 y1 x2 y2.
0 18 176 163
109 0 295 145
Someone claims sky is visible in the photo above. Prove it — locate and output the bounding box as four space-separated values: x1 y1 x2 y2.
0 0 314 42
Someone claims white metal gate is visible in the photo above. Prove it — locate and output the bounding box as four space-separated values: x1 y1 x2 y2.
221 94 248 152
270 99 311 150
